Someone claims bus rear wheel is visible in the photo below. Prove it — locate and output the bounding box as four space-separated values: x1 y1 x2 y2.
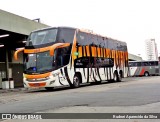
144 72 149 77
117 72 122 82
113 72 118 82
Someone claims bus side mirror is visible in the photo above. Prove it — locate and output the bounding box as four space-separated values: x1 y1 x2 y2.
14 48 24 60
50 43 70 56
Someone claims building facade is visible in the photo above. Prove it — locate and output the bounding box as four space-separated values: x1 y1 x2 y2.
145 39 158 60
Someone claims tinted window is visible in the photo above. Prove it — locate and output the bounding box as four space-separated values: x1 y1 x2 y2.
98 36 105 47
129 62 133 67
105 38 108 48
141 62 149 66
91 35 98 46
155 61 158 66
27 28 58 46
108 39 114 50
118 42 127 51
135 62 141 67
77 32 90 45
129 62 141 67
149 61 158 66
117 42 123 51
58 28 75 43
24 51 53 73
55 46 72 67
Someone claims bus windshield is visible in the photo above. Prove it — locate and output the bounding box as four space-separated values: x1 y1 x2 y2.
24 47 71 74
24 51 55 73
27 28 58 46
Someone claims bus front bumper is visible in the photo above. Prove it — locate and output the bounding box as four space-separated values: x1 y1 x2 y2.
23 76 56 88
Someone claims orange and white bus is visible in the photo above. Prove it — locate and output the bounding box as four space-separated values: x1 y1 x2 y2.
14 27 128 90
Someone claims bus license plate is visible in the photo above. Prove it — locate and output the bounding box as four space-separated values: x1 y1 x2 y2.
33 83 40 87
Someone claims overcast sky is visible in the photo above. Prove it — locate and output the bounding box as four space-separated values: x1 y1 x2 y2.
0 0 160 59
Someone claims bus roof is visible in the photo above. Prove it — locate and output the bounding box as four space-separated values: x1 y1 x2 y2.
31 26 76 33
31 26 127 44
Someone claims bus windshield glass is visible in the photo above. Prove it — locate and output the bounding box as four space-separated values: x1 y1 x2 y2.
24 51 55 73
27 28 58 45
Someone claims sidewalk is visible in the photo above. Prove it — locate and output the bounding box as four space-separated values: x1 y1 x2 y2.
0 87 27 93
0 87 46 93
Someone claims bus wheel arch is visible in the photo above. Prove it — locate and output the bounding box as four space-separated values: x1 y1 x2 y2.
72 72 82 88
144 71 149 76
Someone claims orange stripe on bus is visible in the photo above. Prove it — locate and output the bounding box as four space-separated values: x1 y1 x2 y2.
103 48 106 58
97 47 101 57
24 43 70 56
101 48 103 57
91 46 96 57
24 72 51 79
106 49 111 58
86 46 90 57
105 49 108 57
78 46 82 57
24 47 49 54
83 46 86 57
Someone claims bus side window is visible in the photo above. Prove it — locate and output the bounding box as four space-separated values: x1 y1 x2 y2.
142 62 149 66
149 61 155 66
155 61 158 66
129 63 132 67
149 62 152 66
131 62 135 67
135 62 141 67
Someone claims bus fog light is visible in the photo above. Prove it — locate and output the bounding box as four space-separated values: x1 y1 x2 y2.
49 80 55 85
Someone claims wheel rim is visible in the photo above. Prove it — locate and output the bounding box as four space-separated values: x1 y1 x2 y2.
145 72 148 76
114 74 117 81
73 76 79 87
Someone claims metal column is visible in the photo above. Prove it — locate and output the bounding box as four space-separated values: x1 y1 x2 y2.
5 48 10 88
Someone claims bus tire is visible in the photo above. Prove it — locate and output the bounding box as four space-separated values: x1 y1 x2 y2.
72 74 81 88
113 71 118 82
45 87 54 91
144 71 149 77
117 71 123 82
